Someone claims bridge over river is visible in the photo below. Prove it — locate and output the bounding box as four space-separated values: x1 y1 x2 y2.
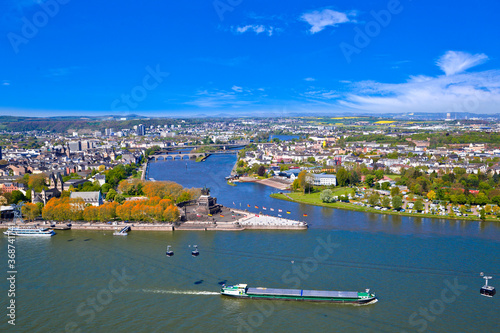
149 152 208 161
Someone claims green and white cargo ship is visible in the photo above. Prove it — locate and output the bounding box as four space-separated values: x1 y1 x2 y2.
220 284 377 304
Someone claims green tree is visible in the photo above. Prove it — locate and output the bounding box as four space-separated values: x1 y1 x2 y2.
414 199 424 212
391 186 401 197
115 194 126 204
176 191 191 203
392 195 403 210
280 165 290 172
144 145 161 158
106 188 117 201
257 165 266 177
101 183 112 193
381 196 391 208
348 171 360 185
320 189 334 203
365 175 375 187
10 190 26 204
368 193 380 206
336 168 349 187
297 171 313 193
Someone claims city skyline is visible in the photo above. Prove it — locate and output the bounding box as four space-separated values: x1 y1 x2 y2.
1 0 499 116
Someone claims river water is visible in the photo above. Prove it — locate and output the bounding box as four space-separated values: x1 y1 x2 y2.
1 154 499 333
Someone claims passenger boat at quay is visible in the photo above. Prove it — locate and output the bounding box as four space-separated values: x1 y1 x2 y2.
3 226 56 237
220 284 377 304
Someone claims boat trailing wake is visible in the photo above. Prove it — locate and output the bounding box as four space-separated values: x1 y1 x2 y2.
354 298 378 306
141 289 219 295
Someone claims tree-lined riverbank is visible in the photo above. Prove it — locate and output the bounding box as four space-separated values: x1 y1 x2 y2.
270 191 500 222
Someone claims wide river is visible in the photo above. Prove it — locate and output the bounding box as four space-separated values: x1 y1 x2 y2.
1 154 499 333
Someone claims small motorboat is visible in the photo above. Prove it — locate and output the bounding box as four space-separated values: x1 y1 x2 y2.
191 245 199 257
480 273 496 297
166 245 174 257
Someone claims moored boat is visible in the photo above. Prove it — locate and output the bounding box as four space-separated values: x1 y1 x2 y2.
3 226 56 237
220 284 377 304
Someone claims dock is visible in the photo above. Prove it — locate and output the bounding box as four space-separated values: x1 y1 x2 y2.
113 226 130 235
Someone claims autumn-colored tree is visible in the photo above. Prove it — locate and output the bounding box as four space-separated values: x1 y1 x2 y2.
41 184 184 223
98 201 119 221
22 203 40 221
42 197 85 221
28 173 47 192
116 201 133 221
143 181 184 200
186 188 201 201
163 205 180 222
118 179 144 195
114 197 179 222
427 190 436 201
83 206 99 221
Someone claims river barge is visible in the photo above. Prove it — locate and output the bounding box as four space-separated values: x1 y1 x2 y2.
221 284 377 304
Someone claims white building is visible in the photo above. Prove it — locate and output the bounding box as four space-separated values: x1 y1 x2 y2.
312 174 337 186
70 191 103 207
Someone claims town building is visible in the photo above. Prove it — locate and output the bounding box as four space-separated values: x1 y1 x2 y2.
70 191 103 206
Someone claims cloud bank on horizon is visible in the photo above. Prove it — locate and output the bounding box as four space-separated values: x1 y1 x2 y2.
340 51 499 114
0 0 499 116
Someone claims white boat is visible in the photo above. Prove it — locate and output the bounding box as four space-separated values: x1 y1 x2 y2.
3 226 56 237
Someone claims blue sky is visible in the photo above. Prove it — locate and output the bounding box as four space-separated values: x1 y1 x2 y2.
0 0 499 117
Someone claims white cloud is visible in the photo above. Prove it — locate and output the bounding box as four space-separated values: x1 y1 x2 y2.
233 25 274 36
303 89 339 101
304 77 316 82
301 9 352 34
2 80 11 86
318 51 500 114
339 70 500 114
436 51 489 76
186 88 265 108
45 66 79 78
186 91 239 108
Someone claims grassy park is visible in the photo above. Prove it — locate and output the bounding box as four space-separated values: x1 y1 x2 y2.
271 188 500 222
